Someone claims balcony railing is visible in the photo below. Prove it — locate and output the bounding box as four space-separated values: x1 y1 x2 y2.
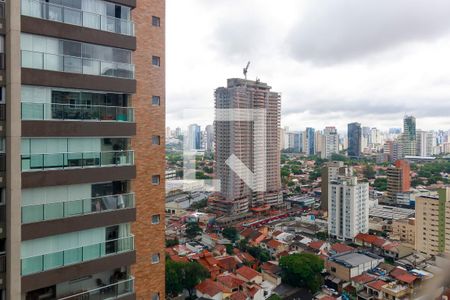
21 50 135 79
21 235 135 275
21 0 135 36
0 254 5 273
21 150 134 171
59 276 135 300
21 102 135 122
22 192 135 224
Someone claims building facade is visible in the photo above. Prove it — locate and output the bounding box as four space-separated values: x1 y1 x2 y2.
386 160 411 205
212 78 282 216
321 126 339 159
320 161 344 211
347 122 361 158
402 115 416 157
415 188 450 256
2 0 165 298
328 166 369 241
305 127 315 156
188 123 201 150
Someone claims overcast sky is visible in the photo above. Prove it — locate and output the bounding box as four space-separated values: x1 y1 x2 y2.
167 0 450 132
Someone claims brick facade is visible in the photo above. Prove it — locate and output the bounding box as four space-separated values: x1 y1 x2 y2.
132 0 166 299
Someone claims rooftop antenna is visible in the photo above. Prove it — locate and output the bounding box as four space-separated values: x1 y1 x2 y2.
243 61 250 81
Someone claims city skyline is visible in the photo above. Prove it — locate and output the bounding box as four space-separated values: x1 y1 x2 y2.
167 0 450 131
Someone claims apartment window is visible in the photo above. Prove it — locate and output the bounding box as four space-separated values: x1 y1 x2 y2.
152 56 160 67
152 214 160 224
151 253 160 264
151 293 160 300
152 16 161 27
152 96 160 106
152 175 160 185
152 135 161 145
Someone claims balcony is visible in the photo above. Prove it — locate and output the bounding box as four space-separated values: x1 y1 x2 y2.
59 276 134 300
21 235 135 275
22 102 135 122
21 50 135 79
22 192 135 224
21 0 135 36
21 150 134 172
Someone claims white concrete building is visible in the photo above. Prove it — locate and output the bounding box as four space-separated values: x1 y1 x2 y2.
328 167 370 241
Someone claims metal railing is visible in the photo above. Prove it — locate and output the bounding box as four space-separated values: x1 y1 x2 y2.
21 102 135 122
21 150 134 171
21 235 135 275
21 0 134 36
21 50 135 79
22 192 135 224
58 276 135 300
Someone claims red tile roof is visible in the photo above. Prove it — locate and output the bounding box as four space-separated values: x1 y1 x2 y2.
217 256 238 271
236 266 260 281
230 291 248 300
308 240 325 250
355 233 387 247
367 280 387 291
266 239 284 249
170 255 189 263
390 267 418 284
351 273 377 284
331 243 354 254
217 274 245 289
196 279 223 297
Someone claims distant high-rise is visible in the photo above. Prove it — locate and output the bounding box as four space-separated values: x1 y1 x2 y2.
305 127 316 156
188 124 202 150
205 125 214 153
347 122 362 158
321 126 339 159
328 166 369 240
212 78 282 216
386 160 411 205
320 161 344 211
402 115 417 157
416 130 434 157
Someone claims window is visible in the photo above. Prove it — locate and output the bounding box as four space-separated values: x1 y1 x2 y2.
152 214 160 224
152 16 161 27
151 293 160 300
152 175 160 185
152 135 161 145
152 56 160 67
151 253 160 264
152 96 160 106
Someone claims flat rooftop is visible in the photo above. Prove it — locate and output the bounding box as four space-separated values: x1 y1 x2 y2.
331 252 382 267
369 205 415 220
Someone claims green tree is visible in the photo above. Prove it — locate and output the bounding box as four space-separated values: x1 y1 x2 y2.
185 222 202 239
373 177 388 191
267 294 283 300
248 246 271 262
166 260 210 299
225 244 234 255
279 253 324 293
222 227 239 242
363 164 376 179
166 238 179 247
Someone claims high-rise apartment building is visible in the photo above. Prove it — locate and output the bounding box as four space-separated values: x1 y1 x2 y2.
187 123 201 150
205 124 214 153
402 115 416 157
416 188 450 256
328 166 369 241
416 130 434 157
212 78 282 216
305 127 315 156
321 126 339 159
2 0 165 298
386 160 411 205
347 122 361 158
320 161 344 211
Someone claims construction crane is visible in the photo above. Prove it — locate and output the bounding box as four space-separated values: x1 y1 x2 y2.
243 61 250 80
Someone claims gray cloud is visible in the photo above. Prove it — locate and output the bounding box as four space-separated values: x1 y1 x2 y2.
287 0 450 64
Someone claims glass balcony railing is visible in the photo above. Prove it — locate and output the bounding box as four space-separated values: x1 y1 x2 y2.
58 276 135 300
21 0 135 36
22 192 135 224
21 50 135 79
21 102 135 122
21 150 134 171
21 235 135 275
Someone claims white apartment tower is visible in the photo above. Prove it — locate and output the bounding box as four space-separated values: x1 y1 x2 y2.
212 78 282 215
321 126 339 159
328 166 369 241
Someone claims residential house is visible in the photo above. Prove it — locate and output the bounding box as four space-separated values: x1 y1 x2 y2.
196 279 225 300
236 266 263 284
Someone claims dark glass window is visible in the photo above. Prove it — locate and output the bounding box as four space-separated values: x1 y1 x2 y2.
152 16 160 27
152 56 160 66
152 136 161 145
152 96 160 106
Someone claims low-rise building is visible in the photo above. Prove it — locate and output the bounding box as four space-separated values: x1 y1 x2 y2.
326 252 384 281
391 218 415 248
